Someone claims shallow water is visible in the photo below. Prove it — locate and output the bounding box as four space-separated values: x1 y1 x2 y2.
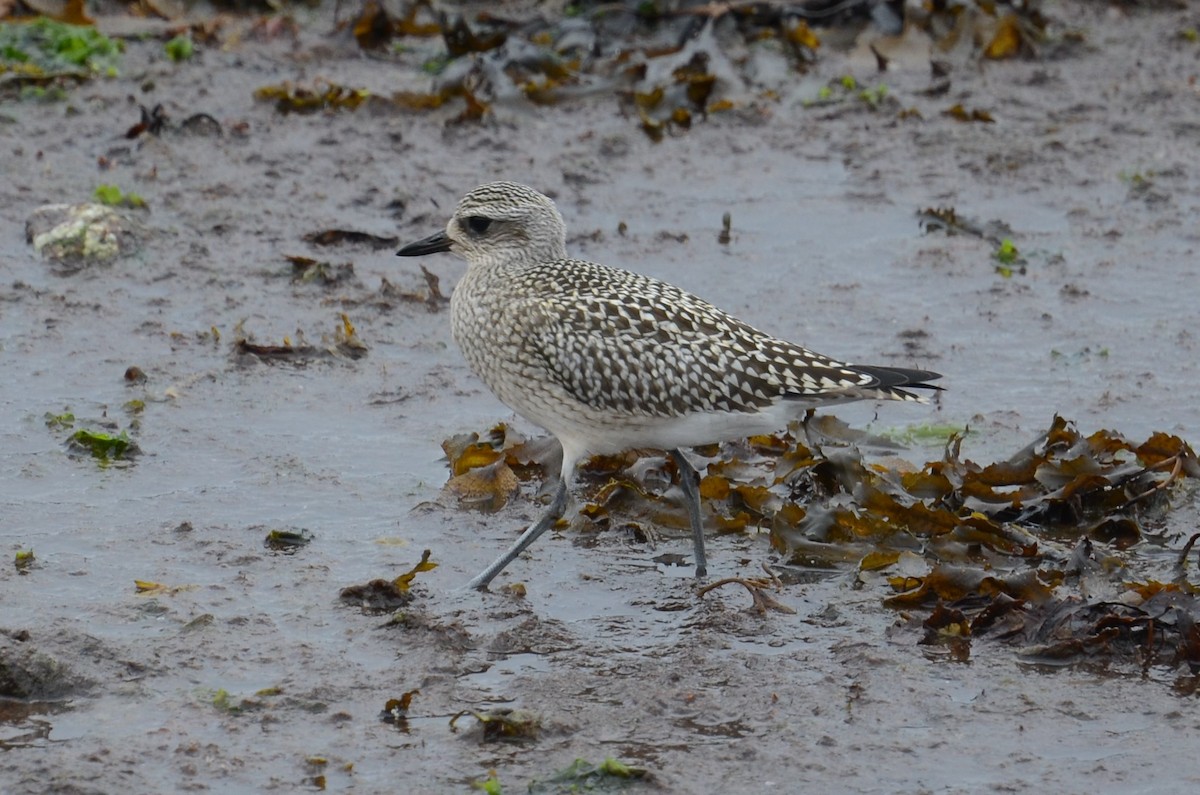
3 3 1200 792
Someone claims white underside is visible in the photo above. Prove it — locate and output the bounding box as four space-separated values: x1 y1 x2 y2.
547 400 819 480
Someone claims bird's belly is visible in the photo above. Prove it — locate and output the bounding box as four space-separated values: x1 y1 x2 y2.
464 341 800 453
471 351 635 449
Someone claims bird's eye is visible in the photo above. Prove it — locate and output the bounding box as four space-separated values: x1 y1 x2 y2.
465 216 492 235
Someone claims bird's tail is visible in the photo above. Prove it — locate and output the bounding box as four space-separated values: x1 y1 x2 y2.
853 365 943 404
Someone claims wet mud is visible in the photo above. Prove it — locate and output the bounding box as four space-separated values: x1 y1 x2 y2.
3 1 1200 792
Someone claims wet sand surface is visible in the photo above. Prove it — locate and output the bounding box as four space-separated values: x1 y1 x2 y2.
3 2 1200 792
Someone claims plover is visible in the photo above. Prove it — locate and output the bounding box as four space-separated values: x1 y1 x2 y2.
397 181 941 590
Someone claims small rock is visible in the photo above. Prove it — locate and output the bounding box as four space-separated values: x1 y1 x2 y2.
25 203 141 271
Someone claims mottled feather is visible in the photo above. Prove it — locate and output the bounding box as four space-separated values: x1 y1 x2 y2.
396 181 943 588
404 181 941 468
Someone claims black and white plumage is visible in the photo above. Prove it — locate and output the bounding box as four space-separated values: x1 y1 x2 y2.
397 181 941 590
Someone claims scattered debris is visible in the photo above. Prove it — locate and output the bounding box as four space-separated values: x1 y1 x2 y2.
339 550 438 614
235 314 367 362
530 756 653 793
25 202 141 268
302 230 398 249
15 549 35 573
122 103 222 139
441 424 543 511
163 33 193 62
697 564 797 614
67 428 137 461
253 80 369 114
917 206 1013 245
992 237 1025 277
393 548 438 592
93 184 146 209
444 414 1200 672
449 708 541 743
264 529 313 553
125 103 167 138
379 265 447 311
717 211 731 245
287 256 356 287
0 14 121 84
133 580 196 596
242 1 1058 137
380 688 419 725
44 411 75 430
944 103 995 123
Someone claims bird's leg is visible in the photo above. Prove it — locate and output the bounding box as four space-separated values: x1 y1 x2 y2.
464 479 569 591
669 449 708 579
800 407 817 450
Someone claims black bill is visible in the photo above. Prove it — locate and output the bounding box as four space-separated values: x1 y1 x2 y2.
396 230 452 257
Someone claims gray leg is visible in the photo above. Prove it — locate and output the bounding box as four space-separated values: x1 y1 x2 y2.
669 449 708 579
464 479 569 591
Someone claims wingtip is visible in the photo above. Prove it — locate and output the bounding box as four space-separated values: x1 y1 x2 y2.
852 364 944 394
